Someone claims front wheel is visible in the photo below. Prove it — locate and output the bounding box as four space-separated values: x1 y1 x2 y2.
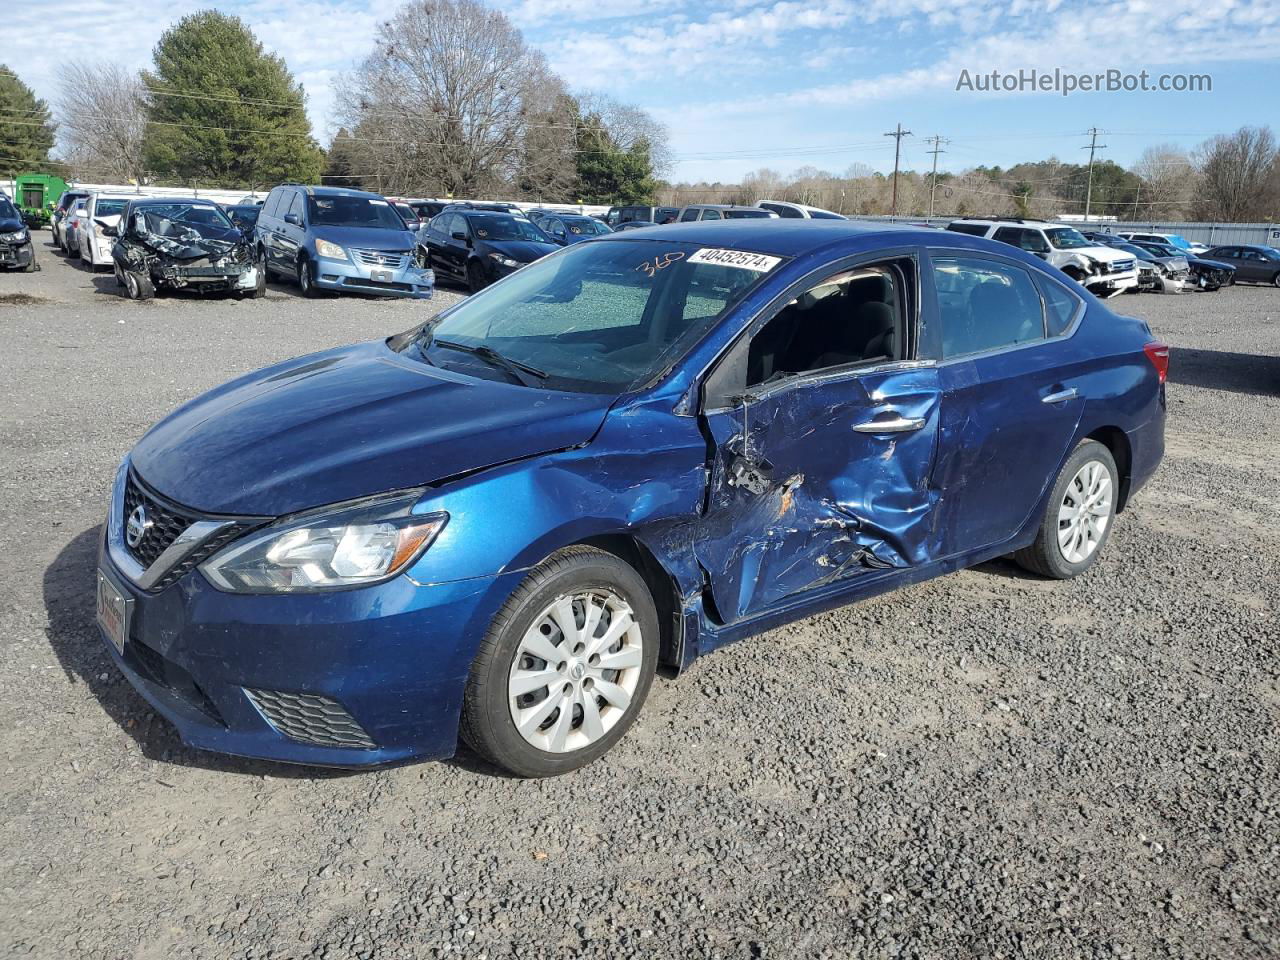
123 268 154 301
460 546 659 777
297 254 320 297
1272 271 1280 289
1013 439 1118 579
467 260 487 294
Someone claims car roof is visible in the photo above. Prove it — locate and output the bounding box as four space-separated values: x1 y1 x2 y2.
294 185 385 199
596 218 957 257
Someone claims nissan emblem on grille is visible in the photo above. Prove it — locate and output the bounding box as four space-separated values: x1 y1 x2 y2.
126 505 151 548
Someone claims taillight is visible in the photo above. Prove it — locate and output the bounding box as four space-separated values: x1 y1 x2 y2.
1144 341 1170 384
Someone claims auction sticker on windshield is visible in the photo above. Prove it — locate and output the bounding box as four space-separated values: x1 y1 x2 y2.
687 248 782 272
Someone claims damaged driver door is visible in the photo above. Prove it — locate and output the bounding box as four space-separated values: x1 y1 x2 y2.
693 255 942 625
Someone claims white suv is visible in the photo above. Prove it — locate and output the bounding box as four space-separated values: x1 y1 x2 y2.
946 218 1139 298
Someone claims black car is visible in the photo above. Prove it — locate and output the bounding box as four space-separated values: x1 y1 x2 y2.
224 204 261 232
1201 245 1280 286
1131 241 1235 292
0 195 37 272
107 198 265 300
423 210 557 292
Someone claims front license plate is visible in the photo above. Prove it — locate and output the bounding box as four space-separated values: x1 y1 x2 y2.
96 568 131 655
371 270 392 282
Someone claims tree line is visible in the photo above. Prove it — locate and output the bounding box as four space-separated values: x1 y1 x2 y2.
664 129 1280 223
0 0 665 204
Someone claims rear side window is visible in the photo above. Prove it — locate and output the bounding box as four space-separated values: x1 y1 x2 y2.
763 203 802 218
945 222 989 237
1037 275 1082 337
932 257 1046 359
701 209 722 220
679 208 700 222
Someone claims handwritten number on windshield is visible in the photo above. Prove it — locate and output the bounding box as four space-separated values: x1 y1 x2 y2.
636 251 685 277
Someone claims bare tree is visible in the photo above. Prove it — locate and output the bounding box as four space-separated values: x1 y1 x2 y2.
1193 126 1279 221
57 61 148 182
336 0 562 198
1132 144 1195 219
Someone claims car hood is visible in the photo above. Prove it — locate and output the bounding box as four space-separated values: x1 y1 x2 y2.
1190 257 1232 270
1076 245 1132 264
311 225 415 251
0 216 24 233
129 340 615 516
480 239 559 262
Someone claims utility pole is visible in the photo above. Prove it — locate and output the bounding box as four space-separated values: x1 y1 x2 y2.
925 134 949 219
884 123 912 218
1082 127 1107 222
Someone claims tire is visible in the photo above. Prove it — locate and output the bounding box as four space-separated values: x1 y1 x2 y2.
1272 271 1280 289
467 260 487 294
297 254 320 297
460 546 659 778
113 262 125 288
123 269 154 301
21 253 37 273
1013 439 1118 580
250 262 267 298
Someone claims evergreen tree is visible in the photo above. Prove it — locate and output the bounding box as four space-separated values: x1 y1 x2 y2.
142 11 323 187
0 66 55 177
575 116 657 204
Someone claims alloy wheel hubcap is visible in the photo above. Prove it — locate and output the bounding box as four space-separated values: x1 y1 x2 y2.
125 273 137 297
507 590 643 754
1058 459 1113 564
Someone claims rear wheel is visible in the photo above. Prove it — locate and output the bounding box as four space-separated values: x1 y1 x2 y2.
1013 439 1118 579
460 546 659 777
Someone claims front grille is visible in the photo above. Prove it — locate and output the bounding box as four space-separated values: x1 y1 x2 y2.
245 688 376 749
351 248 409 269
1107 258 1135 273
149 525 248 593
123 471 198 567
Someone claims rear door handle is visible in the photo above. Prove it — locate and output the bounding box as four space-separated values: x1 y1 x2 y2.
853 414 926 434
1042 387 1078 404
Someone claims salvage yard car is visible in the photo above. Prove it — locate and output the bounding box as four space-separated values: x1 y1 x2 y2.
256 185 434 299
75 193 135 270
0 194 37 271
107 198 265 300
422 209 558 291
1200 244 1280 286
947 218 1139 297
95 220 1167 777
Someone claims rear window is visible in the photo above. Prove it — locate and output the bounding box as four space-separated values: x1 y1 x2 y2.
946 222 990 237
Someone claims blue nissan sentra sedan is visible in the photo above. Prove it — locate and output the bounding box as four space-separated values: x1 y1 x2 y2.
96 221 1167 777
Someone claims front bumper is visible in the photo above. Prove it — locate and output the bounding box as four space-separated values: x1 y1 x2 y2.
0 240 34 269
1085 270 1139 297
313 255 434 299
97 465 518 767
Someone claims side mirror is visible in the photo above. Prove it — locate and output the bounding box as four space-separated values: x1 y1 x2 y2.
284 213 301 226
96 219 118 237
451 231 469 243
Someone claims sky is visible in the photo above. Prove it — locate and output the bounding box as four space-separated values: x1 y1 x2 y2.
8 0 1280 184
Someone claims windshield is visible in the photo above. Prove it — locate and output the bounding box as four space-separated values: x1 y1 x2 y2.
393 203 418 223
0 198 18 220
132 203 236 240
407 239 779 393
308 195 405 230
1044 228 1091 250
564 218 610 236
1115 243 1156 261
468 214 552 242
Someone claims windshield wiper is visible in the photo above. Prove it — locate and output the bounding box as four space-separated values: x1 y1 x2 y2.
430 338 548 387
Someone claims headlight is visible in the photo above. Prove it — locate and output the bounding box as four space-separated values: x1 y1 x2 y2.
488 253 520 268
314 238 348 260
200 492 446 593
1 229 28 243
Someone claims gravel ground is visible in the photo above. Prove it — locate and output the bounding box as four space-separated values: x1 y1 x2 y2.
2 235 1277 960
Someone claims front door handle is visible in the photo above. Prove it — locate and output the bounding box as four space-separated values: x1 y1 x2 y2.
853 414 926 434
1041 387 1078 404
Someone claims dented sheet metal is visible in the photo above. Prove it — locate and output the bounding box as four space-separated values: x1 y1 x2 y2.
694 364 942 623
